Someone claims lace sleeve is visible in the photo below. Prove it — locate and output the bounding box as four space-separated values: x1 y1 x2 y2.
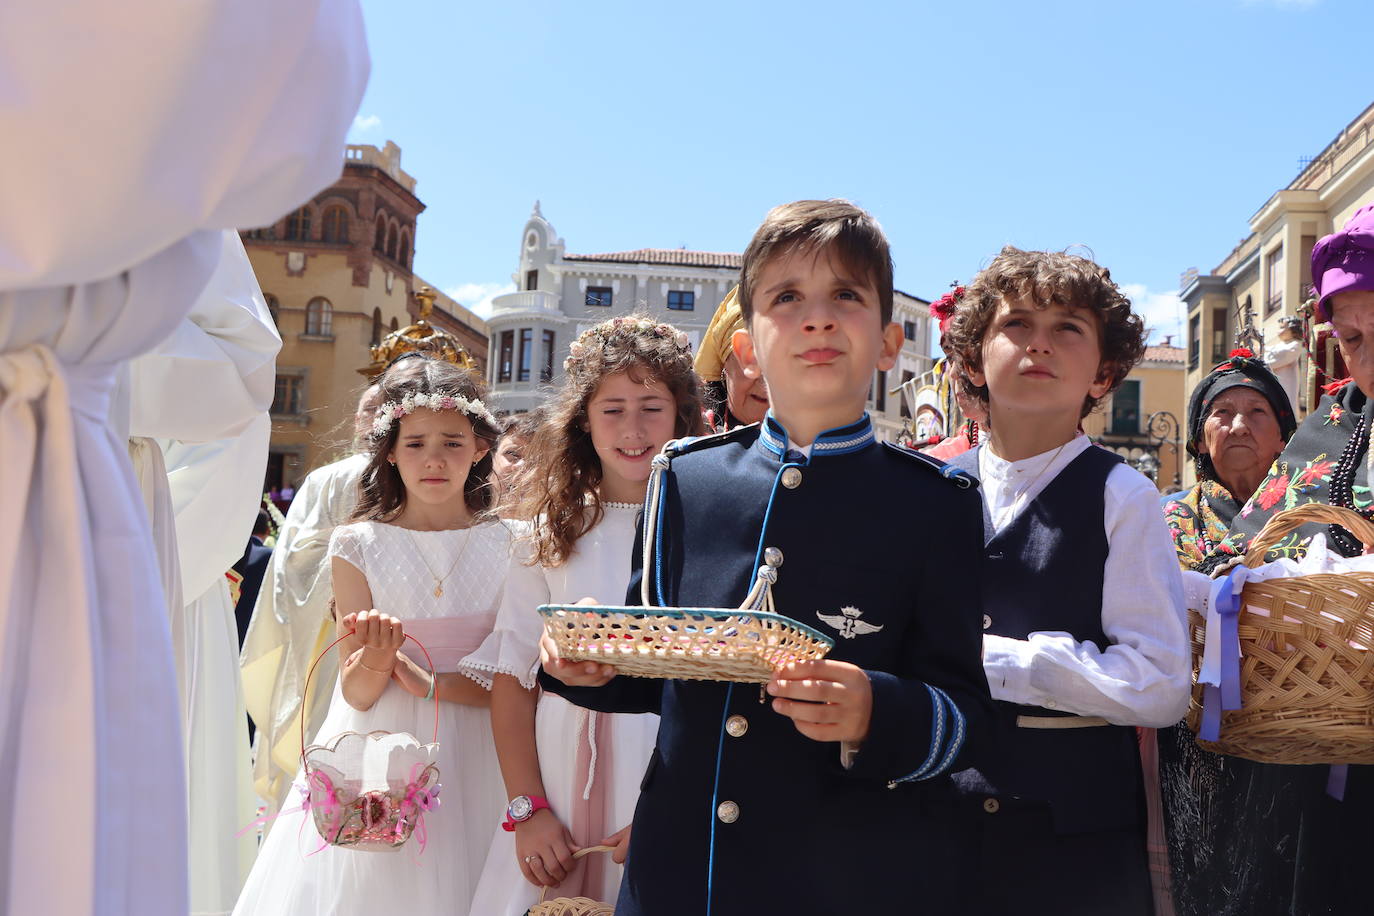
327 523 367 577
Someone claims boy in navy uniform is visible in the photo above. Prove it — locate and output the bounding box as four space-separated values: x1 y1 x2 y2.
542 200 993 916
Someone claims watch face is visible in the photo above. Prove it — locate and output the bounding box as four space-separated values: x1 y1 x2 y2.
509 795 534 821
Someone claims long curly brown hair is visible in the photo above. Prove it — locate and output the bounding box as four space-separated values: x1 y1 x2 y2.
352 357 501 522
517 314 705 565
943 246 1146 420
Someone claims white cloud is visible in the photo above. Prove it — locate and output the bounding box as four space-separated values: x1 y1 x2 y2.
351 113 382 133
445 281 516 319
1121 283 1185 346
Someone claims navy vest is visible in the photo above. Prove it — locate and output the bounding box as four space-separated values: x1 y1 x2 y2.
958 445 1144 835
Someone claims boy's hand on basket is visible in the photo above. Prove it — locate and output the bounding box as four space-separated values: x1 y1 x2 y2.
515 808 579 887
600 823 632 864
540 631 618 687
767 659 873 743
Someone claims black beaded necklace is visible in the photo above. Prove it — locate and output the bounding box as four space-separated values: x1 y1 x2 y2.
1325 410 1372 555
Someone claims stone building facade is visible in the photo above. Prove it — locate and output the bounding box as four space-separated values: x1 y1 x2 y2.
242 142 488 487
487 204 934 440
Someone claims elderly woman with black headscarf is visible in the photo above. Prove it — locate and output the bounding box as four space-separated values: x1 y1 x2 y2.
1158 204 1374 916
1162 351 1297 570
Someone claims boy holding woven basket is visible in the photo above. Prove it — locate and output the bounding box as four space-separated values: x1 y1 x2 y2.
939 247 1191 915
541 199 996 916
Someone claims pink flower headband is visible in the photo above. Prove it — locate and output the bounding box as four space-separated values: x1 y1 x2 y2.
564 316 691 372
370 392 499 439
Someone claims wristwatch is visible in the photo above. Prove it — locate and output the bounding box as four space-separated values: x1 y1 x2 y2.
501 794 551 831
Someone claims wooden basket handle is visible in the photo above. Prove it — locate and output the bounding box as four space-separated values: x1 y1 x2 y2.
536 845 617 904
1244 503 1374 568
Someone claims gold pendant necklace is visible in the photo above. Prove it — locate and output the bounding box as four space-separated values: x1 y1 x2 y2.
407 524 473 597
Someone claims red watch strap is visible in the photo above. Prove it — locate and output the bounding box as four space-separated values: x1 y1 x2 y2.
501 795 551 831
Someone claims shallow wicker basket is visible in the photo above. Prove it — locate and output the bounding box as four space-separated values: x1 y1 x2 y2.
539 605 834 683
1186 503 1374 764
527 846 616 916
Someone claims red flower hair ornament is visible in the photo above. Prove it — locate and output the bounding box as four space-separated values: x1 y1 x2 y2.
931 285 966 334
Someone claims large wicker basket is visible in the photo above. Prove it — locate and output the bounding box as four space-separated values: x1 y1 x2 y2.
1186 503 1374 764
540 604 833 683
526 845 616 916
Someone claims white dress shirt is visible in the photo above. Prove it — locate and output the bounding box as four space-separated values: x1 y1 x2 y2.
949 435 1191 727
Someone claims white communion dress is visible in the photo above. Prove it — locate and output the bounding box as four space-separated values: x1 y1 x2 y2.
233 520 510 916
462 503 661 915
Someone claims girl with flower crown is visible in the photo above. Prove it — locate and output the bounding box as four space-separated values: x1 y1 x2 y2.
234 357 511 916
461 314 704 914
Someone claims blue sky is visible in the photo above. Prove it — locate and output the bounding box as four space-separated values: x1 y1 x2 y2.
348 0 1368 344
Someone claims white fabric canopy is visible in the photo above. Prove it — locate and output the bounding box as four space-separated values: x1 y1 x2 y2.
0 4 367 913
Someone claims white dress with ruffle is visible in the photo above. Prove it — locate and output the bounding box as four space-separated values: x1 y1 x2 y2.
232 520 510 916
462 504 660 915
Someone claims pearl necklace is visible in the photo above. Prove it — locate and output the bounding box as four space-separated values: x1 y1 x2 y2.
1326 410 1371 555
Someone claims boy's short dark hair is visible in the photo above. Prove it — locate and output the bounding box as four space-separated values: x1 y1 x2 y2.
945 246 1146 419
738 199 895 325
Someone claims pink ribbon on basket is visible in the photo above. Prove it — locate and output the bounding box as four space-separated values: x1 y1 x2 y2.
1200 569 1245 743
235 769 340 855
398 763 442 854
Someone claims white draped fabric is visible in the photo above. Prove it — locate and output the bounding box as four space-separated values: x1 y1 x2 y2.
130 231 281 915
0 4 368 913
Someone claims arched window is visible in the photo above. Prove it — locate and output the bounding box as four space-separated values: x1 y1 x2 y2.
285 207 312 241
264 294 280 325
390 316 400 331
398 230 411 267
386 223 398 260
374 214 388 252
322 205 350 243
304 297 333 337
370 308 382 346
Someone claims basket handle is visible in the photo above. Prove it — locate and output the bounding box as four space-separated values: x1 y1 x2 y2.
536 845 617 904
1244 503 1374 568
300 627 440 762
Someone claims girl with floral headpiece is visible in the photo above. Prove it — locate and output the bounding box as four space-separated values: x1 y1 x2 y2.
462 313 703 914
235 357 511 916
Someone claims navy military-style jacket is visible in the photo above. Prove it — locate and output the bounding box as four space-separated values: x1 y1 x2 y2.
542 413 994 916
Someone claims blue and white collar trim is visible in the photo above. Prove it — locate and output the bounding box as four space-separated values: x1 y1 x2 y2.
757 412 875 461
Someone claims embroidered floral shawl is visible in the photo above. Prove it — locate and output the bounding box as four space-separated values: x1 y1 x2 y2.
1203 383 1372 568
1164 480 1242 571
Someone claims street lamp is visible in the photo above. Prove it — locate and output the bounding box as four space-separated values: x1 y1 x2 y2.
1146 410 1182 489
1134 451 1160 482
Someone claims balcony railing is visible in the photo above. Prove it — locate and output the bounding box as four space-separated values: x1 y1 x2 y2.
489 290 562 317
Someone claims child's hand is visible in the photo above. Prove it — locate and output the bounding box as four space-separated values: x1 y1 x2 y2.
348 609 404 673
600 823 632 864
766 659 873 743
391 653 435 698
515 809 579 887
540 632 617 687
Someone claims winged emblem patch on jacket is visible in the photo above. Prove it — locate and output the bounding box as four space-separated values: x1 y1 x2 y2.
816 606 883 639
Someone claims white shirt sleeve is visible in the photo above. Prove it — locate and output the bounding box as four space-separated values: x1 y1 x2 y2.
981 464 1192 727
